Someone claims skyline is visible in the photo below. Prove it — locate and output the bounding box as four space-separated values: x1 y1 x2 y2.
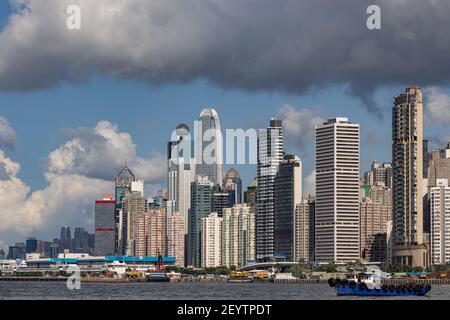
0 1 450 253
1 84 450 252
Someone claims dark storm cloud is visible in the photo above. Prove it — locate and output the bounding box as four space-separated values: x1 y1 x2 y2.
1 0 450 116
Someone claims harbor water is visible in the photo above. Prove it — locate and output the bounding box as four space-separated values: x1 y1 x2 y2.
1 282 450 300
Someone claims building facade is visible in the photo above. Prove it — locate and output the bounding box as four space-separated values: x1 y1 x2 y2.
188 175 214 267
94 198 116 256
195 109 223 186
359 197 390 263
274 155 302 261
315 117 360 263
201 213 223 268
392 87 428 267
123 191 147 256
223 168 243 206
147 208 167 257
222 204 256 268
167 212 186 267
167 123 194 237
294 197 315 263
256 118 284 261
430 179 450 265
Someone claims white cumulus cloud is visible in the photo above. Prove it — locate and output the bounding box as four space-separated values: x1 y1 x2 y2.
0 117 17 150
424 87 450 125
277 104 323 151
0 118 165 249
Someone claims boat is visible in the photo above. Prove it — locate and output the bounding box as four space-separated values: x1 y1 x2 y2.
227 271 254 283
328 272 432 297
147 255 169 282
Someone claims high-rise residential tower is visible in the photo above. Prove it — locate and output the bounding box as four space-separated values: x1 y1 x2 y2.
430 179 450 265
274 154 302 261
195 109 223 186
392 87 428 267
167 211 186 267
188 175 214 267
315 117 360 263
201 212 223 268
256 118 284 262
295 196 315 263
222 204 256 268
122 191 147 256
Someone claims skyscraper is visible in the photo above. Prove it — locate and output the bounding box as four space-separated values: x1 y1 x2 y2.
195 109 223 185
359 197 390 263
122 191 147 256
392 87 428 267
244 178 257 207
115 166 137 255
256 118 284 262
60 226 72 251
94 196 116 256
430 179 450 265
315 117 360 263
167 211 186 267
188 175 214 267
295 197 314 263
274 154 302 261
146 208 167 257
26 238 38 254
168 124 195 235
223 168 243 206
201 212 223 268
211 190 230 218
222 204 256 268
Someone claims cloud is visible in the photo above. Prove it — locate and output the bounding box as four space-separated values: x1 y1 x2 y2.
1 1 450 115
48 121 166 183
303 169 315 197
277 105 323 151
364 127 389 147
0 118 165 249
424 87 450 125
0 117 17 150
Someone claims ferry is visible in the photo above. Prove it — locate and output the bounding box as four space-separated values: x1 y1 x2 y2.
328 272 432 297
227 271 253 283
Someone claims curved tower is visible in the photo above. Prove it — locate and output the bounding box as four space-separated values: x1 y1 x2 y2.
195 108 223 186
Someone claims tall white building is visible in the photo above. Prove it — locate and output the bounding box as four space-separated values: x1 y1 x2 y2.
195 109 223 185
315 117 360 263
201 212 223 268
256 118 284 261
430 179 450 265
222 204 256 268
168 124 195 235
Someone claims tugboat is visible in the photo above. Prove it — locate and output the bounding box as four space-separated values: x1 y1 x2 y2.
147 255 170 282
328 272 432 297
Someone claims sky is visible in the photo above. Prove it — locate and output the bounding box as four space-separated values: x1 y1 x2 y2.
1 0 450 250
